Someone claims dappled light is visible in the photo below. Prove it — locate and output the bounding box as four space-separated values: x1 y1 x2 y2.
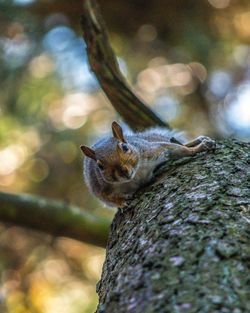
0 227 104 313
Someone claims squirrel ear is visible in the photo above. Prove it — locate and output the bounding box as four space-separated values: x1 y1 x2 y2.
112 121 126 143
80 145 96 160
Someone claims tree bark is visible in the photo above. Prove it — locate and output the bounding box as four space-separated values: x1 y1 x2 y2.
96 140 250 313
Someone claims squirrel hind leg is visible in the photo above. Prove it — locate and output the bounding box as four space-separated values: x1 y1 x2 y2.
170 137 216 158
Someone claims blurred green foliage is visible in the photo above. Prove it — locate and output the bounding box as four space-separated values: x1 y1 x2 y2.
0 0 250 312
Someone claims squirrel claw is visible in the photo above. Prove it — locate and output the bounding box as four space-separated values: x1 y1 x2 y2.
196 135 212 142
201 138 216 151
118 202 129 214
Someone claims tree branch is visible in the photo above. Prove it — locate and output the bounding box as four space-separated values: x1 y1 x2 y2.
0 191 110 248
81 0 169 131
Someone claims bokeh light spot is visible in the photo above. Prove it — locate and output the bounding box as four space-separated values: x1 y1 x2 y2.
208 0 230 9
137 24 157 42
0 144 27 176
29 54 55 79
234 11 250 38
225 84 250 132
28 159 49 182
209 70 232 98
13 0 36 5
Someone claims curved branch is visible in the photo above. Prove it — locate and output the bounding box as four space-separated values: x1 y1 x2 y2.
0 191 110 248
81 0 169 131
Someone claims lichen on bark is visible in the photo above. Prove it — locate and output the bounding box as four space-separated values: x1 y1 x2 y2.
96 140 250 313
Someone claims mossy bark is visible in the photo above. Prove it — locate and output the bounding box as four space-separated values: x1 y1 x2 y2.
96 140 250 313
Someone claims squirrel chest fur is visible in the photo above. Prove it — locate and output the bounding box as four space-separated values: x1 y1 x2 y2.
81 121 215 207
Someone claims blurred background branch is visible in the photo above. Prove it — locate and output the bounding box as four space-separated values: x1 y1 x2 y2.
0 191 110 248
81 0 168 130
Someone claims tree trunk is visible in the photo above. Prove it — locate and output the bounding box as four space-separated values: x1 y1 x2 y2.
96 140 250 313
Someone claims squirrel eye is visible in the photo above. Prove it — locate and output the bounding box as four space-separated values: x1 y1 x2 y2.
119 143 130 153
97 160 104 171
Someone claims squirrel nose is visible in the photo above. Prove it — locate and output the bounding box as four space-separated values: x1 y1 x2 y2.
121 167 131 179
124 171 131 179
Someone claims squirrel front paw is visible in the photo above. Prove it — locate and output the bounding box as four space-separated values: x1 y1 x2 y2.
196 135 213 143
118 194 134 209
200 137 216 151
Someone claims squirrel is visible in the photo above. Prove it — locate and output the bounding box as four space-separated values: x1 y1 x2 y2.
80 121 215 207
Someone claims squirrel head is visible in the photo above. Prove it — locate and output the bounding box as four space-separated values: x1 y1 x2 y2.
81 122 140 183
